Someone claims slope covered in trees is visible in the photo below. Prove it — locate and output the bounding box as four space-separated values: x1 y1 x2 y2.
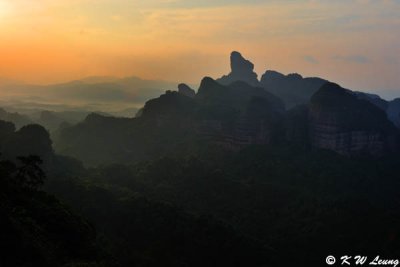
0 155 102 267
46 145 400 266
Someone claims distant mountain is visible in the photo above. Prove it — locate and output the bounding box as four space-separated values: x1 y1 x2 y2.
0 76 177 114
197 77 283 113
141 90 197 120
54 53 400 166
178 83 196 98
55 77 286 166
35 77 173 105
19 50 397 165
0 106 115 133
35 110 107 132
0 77 22 86
260 71 328 109
354 92 400 129
215 52 328 109
0 108 32 129
214 51 400 130
354 92 389 110
79 75 120 83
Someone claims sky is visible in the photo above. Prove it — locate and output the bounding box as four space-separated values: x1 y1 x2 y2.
0 0 399 99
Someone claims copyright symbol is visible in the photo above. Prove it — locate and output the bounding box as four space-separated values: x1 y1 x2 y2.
326 255 336 265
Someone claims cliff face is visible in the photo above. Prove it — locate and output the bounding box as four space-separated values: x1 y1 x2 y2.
309 110 388 156
309 83 399 156
387 99 400 128
354 92 389 111
196 78 285 149
285 105 310 148
354 92 400 129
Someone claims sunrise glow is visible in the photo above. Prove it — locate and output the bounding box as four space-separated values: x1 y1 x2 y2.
0 0 399 98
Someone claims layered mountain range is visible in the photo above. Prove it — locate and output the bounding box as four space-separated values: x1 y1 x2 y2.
50 51 400 165
0 76 175 117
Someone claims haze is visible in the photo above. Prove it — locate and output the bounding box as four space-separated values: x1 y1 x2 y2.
0 0 399 99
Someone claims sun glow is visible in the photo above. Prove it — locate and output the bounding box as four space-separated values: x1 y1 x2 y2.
0 0 398 97
0 1 12 18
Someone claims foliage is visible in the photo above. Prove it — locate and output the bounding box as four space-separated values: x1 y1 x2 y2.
0 155 104 267
47 176 271 267
46 145 400 266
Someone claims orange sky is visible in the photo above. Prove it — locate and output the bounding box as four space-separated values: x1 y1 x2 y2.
0 0 399 98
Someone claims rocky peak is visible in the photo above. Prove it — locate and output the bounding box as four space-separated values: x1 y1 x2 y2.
354 92 389 111
287 73 303 81
178 83 195 98
141 90 196 120
217 51 259 87
261 70 285 82
230 51 254 75
196 77 224 100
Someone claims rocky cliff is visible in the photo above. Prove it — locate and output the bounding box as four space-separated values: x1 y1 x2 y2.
178 83 196 98
354 92 400 129
309 83 399 156
196 78 285 148
387 98 400 128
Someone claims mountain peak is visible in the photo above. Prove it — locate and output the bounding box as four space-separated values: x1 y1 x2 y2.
178 83 195 98
199 77 218 89
230 51 254 75
217 51 259 87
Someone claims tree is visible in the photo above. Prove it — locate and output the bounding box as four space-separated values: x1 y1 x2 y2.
0 154 45 193
16 155 46 190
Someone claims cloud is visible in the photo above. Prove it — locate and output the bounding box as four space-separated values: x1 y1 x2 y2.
130 0 294 9
333 55 370 64
303 55 319 64
0 0 399 96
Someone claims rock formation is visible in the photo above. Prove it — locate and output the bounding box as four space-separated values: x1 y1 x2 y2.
178 83 195 98
260 71 327 109
309 83 398 156
387 98 400 128
354 92 389 111
217 51 259 87
53 51 400 163
354 92 400 129
141 90 196 120
196 77 284 148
